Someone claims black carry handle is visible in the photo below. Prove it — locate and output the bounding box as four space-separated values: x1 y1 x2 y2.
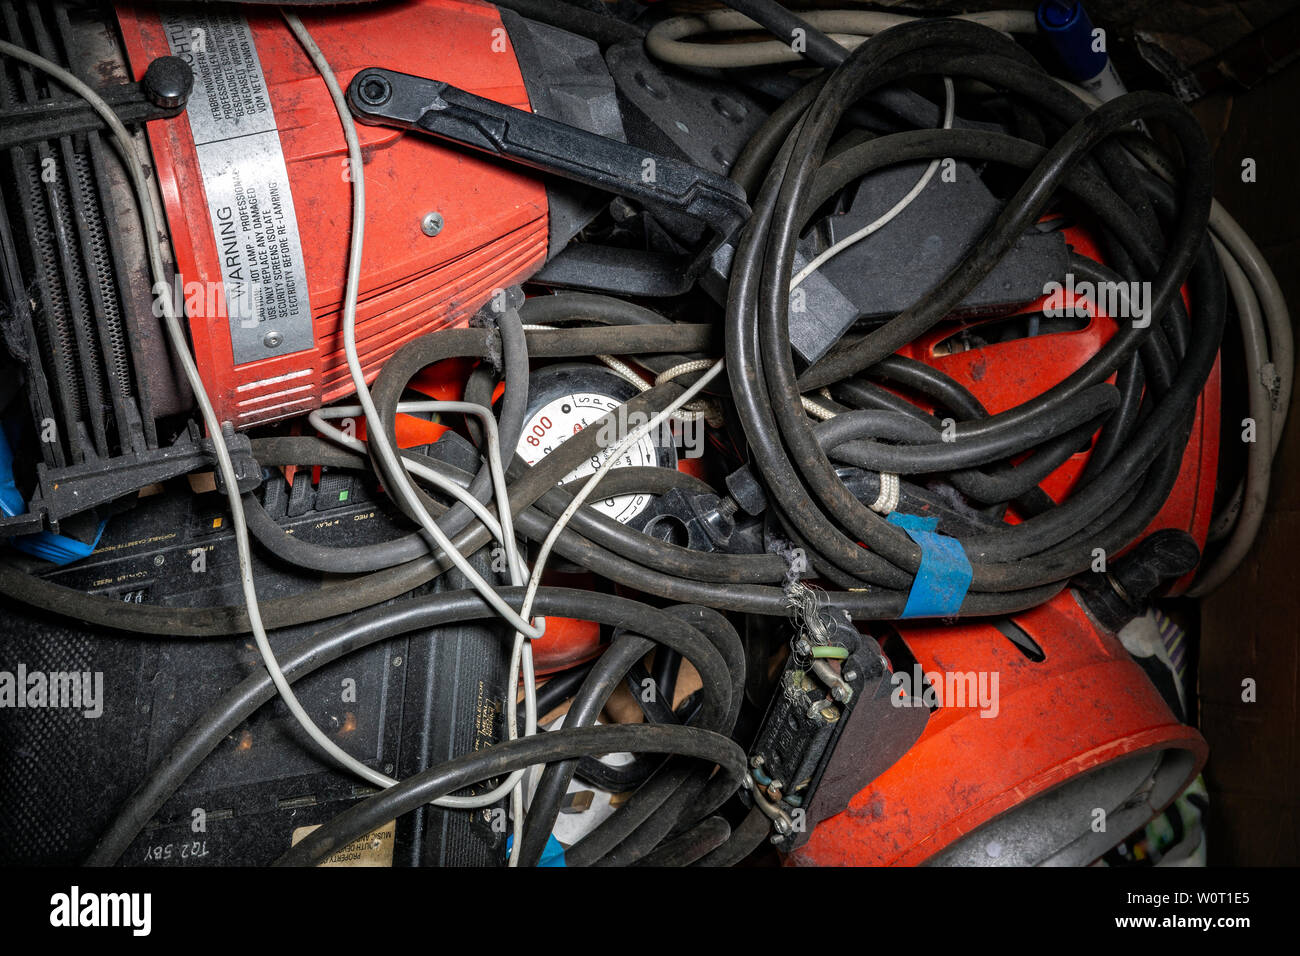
346 67 750 240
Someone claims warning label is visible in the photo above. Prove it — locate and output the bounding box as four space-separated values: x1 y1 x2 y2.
162 12 313 364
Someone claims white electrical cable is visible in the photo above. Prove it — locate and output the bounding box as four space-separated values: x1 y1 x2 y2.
501 352 731 857
282 12 542 643
0 38 404 796
518 361 728 630
785 75 952 474
282 13 541 862
783 69 951 504
310 404 538 792
308 405 515 556
792 76 956 288
308 403 538 856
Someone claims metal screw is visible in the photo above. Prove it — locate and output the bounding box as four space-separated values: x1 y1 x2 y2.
773 817 792 835
843 669 858 683
153 554 165 567
750 755 765 769
263 330 283 349
392 656 403 667
357 73 392 107
421 211 444 237
711 95 747 123
634 70 667 101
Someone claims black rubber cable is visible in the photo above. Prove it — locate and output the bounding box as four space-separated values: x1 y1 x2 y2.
520 604 745 865
694 805 772 867
723 19 1216 595
719 0 850 70
633 816 732 867
87 588 733 866
275 724 747 867
518 632 657 866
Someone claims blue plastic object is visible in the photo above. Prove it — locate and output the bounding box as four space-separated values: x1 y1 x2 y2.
1037 1 1107 83
505 833 567 867
0 426 105 565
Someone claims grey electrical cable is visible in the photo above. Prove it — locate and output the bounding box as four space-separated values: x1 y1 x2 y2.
1185 241 1274 596
308 406 514 563
645 9 1037 69
792 76 955 288
1207 207 1292 459
281 12 542 642
308 402 541 834
1059 79 1292 593
0 38 395 795
285 11 543 865
1060 78 1292 446
282 15 540 841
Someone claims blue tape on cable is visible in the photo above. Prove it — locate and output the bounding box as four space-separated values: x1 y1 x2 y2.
886 512 972 618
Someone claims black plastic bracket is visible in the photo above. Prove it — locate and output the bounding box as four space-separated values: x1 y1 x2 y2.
0 55 192 151
345 66 750 282
2 425 260 536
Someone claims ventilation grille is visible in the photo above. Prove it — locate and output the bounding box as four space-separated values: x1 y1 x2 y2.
0 0 153 470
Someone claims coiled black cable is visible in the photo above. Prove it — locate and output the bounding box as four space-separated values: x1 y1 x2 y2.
725 17 1221 605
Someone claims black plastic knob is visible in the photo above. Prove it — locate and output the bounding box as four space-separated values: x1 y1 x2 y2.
142 56 193 110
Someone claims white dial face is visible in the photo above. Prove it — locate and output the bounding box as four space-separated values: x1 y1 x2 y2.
518 391 657 524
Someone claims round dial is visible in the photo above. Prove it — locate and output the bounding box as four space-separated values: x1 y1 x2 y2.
518 366 676 524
